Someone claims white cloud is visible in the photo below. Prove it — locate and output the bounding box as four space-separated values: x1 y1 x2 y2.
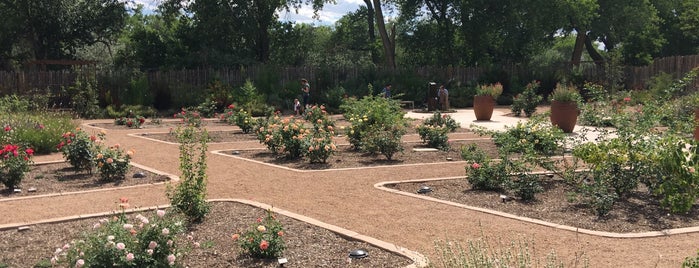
279 0 365 25
128 0 371 25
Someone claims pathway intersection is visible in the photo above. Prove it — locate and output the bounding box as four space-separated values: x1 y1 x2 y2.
1 108 696 267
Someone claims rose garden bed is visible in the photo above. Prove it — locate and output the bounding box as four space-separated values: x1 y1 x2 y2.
224 140 499 170
0 161 170 198
0 202 413 267
385 176 699 233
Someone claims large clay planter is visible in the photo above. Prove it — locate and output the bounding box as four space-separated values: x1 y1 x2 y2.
473 95 495 121
694 108 699 141
550 101 578 133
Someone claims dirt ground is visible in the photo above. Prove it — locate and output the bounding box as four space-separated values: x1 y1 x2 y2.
2 110 699 268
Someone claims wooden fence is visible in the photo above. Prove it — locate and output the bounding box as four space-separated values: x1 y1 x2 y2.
1 55 698 94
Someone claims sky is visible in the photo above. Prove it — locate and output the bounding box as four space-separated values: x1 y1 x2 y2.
131 0 370 25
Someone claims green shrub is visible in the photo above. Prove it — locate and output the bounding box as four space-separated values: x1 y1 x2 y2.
511 81 542 117
68 74 101 119
167 126 210 223
304 105 335 131
0 95 31 113
416 124 450 151
462 144 505 191
1 112 75 154
491 116 565 156
96 145 133 181
173 108 203 128
234 109 255 134
654 136 699 214
341 90 408 153
466 118 563 201
52 200 191 267
303 129 337 163
233 209 286 259
362 126 406 160
57 129 100 173
0 144 33 190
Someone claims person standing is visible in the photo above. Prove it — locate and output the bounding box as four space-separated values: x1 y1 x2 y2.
293 98 301 116
438 84 449 110
381 83 392 98
301 78 310 108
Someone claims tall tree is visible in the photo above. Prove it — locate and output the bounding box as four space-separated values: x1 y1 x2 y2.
0 0 126 68
160 0 333 65
362 0 379 64
372 0 396 69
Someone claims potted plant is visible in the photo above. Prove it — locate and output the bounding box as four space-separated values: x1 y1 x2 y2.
549 83 581 133
474 83 503 121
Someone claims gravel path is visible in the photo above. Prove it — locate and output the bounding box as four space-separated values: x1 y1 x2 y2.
2 111 698 267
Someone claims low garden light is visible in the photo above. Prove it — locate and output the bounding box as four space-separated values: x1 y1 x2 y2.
417 186 432 194
349 249 368 259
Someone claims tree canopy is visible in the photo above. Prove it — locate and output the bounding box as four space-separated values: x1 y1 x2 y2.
0 0 697 70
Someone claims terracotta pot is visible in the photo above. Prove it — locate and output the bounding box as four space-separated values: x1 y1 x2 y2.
550 101 578 133
473 95 495 121
694 109 699 141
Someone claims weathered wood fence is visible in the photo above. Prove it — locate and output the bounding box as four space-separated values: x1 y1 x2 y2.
1 55 698 94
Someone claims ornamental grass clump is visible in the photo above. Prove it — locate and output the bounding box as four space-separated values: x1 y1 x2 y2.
476 83 503 98
0 144 34 190
232 209 286 259
52 198 193 267
168 126 210 223
549 83 581 103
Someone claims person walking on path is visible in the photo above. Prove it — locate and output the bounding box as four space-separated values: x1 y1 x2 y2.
301 78 311 108
438 84 449 110
381 83 392 98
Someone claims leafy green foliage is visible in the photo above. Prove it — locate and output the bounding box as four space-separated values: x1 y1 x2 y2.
511 81 542 117
415 112 458 151
68 75 101 119
0 144 33 190
340 91 409 157
96 145 133 181
173 108 203 128
466 117 565 201
53 201 190 267
233 210 286 259
0 112 75 154
57 129 100 173
168 126 210 223
654 137 699 214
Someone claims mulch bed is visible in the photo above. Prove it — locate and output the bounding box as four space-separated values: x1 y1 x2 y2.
0 162 170 198
88 119 230 130
142 130 258 143
0 202 413 267
386 176 699 233
225 140 499 170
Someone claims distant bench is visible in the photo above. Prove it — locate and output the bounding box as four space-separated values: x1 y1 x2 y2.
399 101 415 109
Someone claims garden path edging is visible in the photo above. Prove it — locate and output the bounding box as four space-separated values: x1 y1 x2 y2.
0 199 429 268
0 161 179 203
375 175 699 239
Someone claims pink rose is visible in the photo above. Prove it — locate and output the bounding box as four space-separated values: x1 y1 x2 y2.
471 163 481 169
126 253 134 261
